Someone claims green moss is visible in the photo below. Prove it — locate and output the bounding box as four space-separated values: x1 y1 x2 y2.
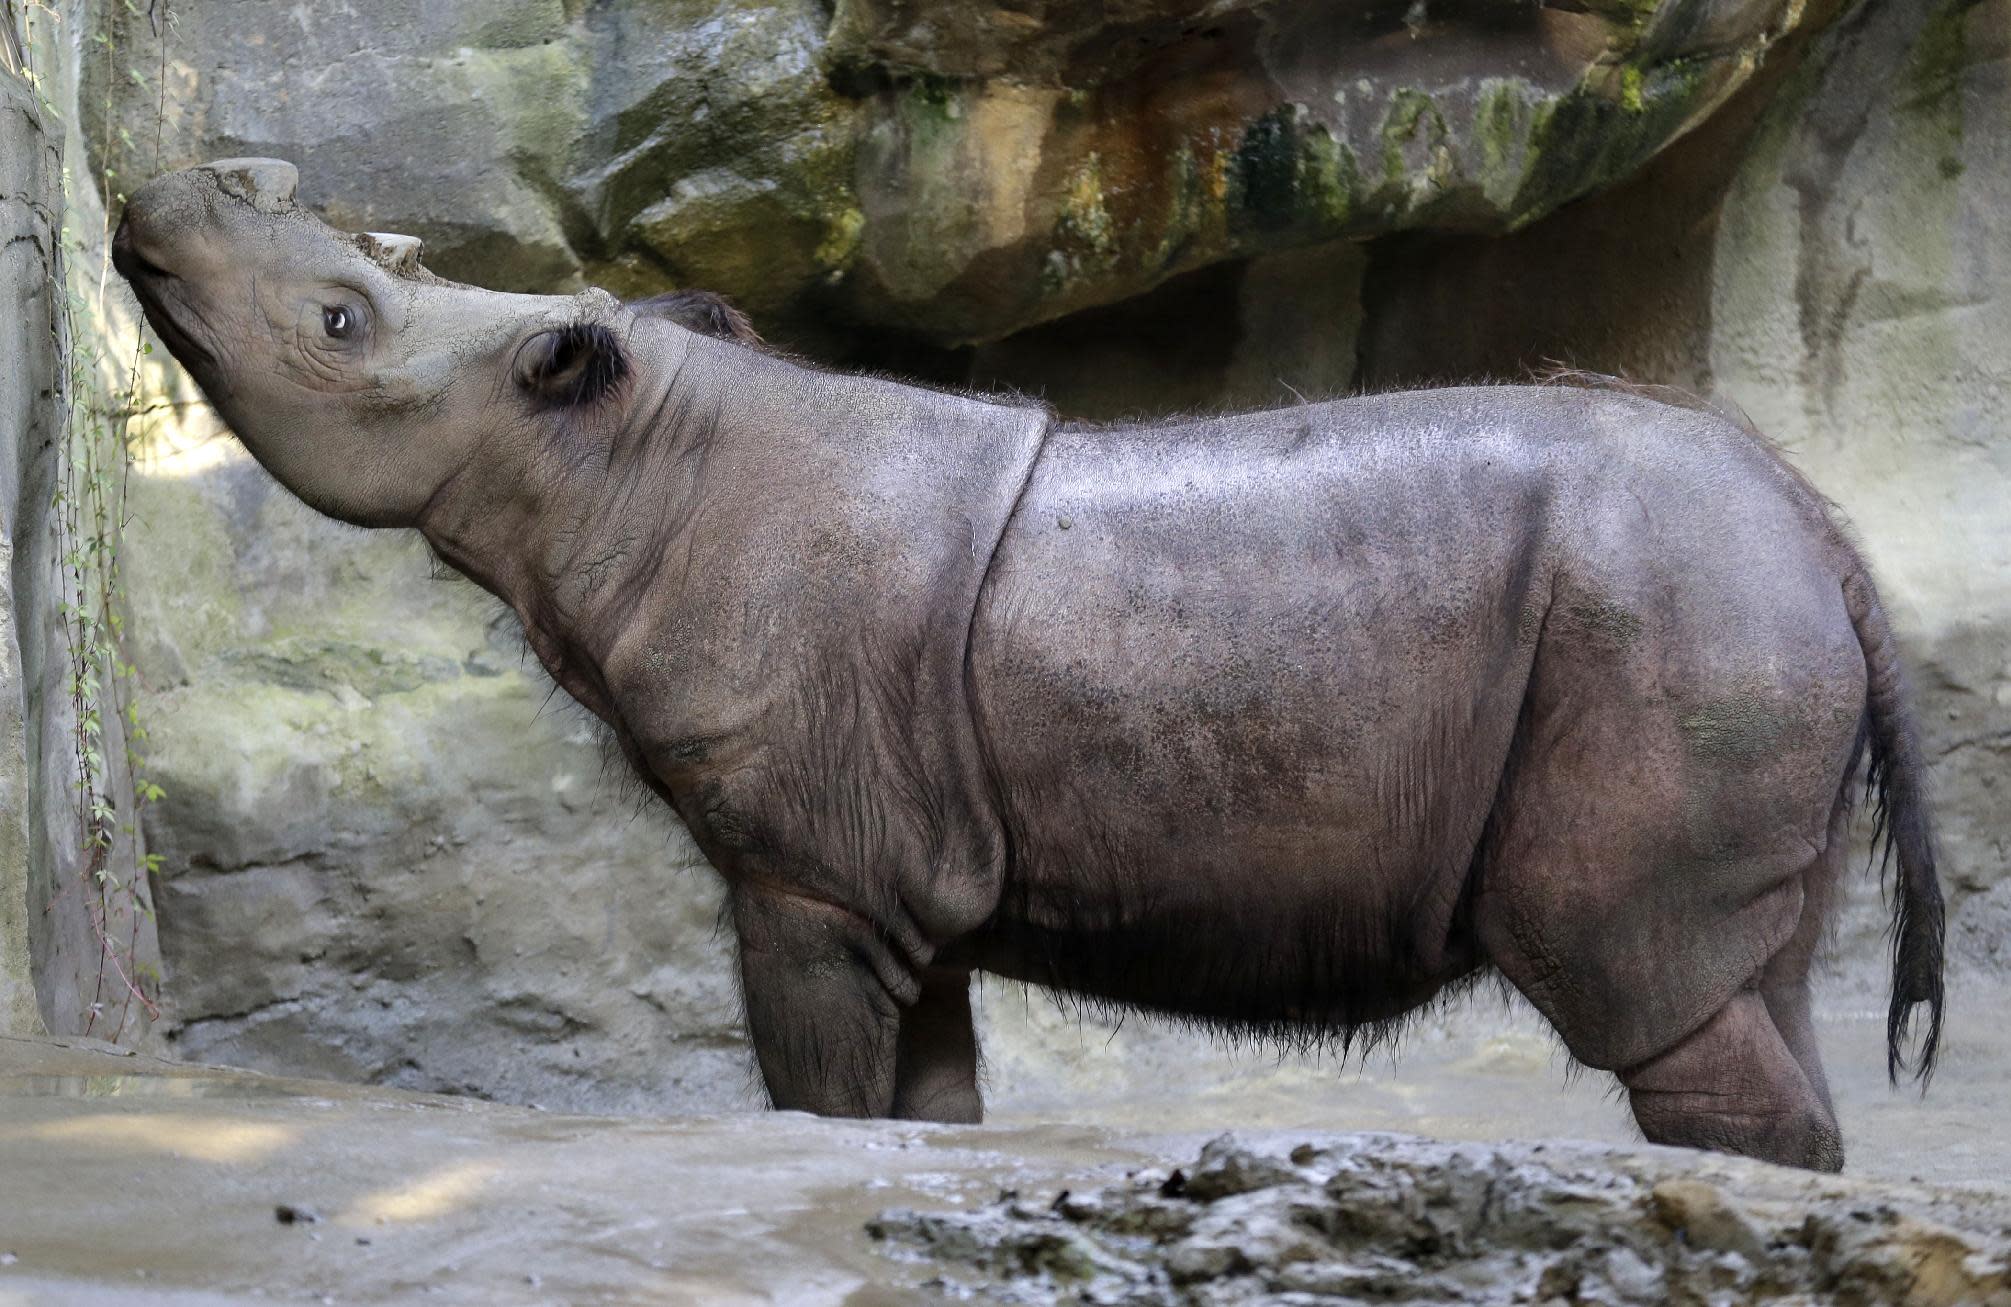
1619 65 1646 114
1055 153 1117 255
1042 153 1123 299
1224 107 1363 244
815 206 866 274
219 639 463 700
1146 143 1214 272
902 73 965 123
1901 0 1969 113
1380 88 1450 188
1473 78 1542 207
1295 123 1360 232
1234 107 1304 229
1506 54 1716 227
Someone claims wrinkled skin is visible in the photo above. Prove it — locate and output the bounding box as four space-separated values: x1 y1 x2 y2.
114 160 1946 1172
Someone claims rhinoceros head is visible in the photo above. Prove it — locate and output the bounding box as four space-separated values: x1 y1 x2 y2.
113 158 654 528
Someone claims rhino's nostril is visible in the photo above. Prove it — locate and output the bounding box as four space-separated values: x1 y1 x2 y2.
111 218 171 282
201 157 300 211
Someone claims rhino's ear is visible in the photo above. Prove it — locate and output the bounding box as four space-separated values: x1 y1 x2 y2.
630 289 763 346
513 322 630 409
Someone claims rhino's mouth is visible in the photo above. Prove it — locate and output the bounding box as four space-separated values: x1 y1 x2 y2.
112 221 218 373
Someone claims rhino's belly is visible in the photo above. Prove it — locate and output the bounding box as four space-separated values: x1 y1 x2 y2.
949 831 1489 1030
961 410 1550 1023
954 692 1501 1026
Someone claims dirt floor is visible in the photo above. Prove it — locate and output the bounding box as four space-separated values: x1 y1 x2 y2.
0 972 2002 1305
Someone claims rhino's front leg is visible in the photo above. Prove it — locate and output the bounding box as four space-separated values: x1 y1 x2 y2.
732 882 925 1118
893 968 981 1123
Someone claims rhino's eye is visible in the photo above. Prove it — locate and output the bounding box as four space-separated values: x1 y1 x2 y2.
322 304 358 339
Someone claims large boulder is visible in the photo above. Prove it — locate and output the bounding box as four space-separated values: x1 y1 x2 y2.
122 444 746 1112
89 0 1809 344
838 0 1809 339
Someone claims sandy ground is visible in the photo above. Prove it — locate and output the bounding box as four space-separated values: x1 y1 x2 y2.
0 971 2002 1305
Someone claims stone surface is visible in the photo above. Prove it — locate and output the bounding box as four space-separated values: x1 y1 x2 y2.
840 0 1807 340
1351 0 2011 955
7 1 163 1046
3 3 163 1044
969 239 1367 419
0 20 52 1037
1706 0 2011 936
85 0 1812 346
121 446 746 1113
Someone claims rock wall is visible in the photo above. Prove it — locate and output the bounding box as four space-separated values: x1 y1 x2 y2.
0 1 157 1043
1711 0 2008 953
88 0 2011 1112
122 451 744 1110
1349 0 2008 958
86 0 1810 349
0 5 51 1036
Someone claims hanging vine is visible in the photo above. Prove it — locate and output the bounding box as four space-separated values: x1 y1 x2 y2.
17 0 173 1039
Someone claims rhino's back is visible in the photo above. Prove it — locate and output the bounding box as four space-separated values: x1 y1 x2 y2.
959 383 1846 1027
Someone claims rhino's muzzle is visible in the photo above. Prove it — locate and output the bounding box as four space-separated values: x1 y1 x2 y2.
108 216 159 282
115 156 301 281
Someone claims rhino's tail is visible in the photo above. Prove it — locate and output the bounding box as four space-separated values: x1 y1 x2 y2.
1843 567 1946 1085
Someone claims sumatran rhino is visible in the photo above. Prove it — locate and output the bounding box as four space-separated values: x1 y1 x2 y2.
113 159 1946 1172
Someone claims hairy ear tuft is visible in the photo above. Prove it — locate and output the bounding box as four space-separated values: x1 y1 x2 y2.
514 322 631 409
629 289 764 347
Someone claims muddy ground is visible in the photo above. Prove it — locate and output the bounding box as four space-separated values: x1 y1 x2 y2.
0 970 2003 1304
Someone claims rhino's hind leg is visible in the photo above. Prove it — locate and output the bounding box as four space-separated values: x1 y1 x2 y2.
1757 797 1853 1126
1620 990 1843 1171
1617 793 1851 1171
1479 796 1848 1171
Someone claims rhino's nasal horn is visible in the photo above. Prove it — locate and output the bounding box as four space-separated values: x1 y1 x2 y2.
199 157 299 212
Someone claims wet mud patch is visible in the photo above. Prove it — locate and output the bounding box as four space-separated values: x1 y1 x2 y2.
870 1133 2011 1304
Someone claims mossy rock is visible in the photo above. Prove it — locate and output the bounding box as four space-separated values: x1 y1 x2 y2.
90 0 1811 341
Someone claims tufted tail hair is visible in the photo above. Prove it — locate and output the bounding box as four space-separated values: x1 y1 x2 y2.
1844 569 1946 1085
